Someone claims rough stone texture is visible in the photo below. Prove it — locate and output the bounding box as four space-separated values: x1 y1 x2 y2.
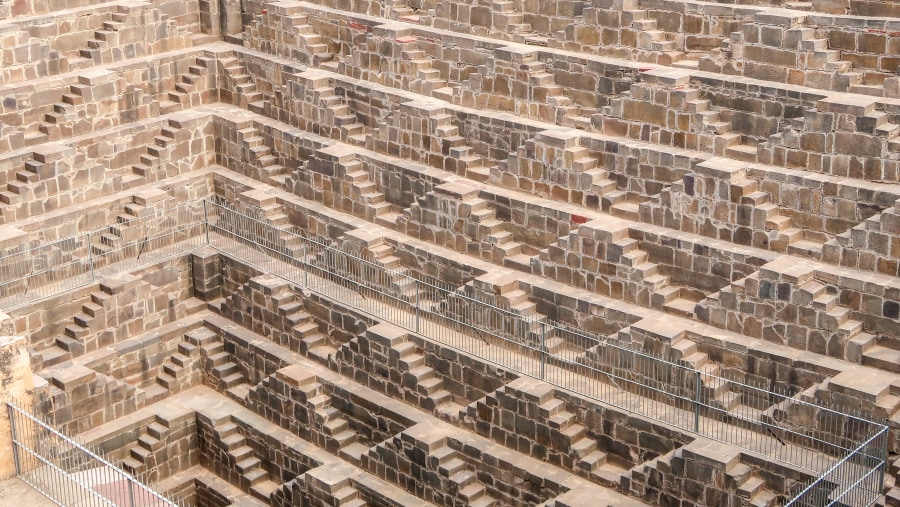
0 325 32 480
3 0 900 505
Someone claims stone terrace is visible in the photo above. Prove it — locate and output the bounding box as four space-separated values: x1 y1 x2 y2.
1 0 900 506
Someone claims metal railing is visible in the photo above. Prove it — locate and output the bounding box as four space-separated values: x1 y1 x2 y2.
0 198 889 506
787 427 889 507
7 402 182 507
0 201 208 311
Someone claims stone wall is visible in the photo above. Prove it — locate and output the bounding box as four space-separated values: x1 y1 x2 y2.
700 256 900 363
196 412 318 496
0 51 218 154
625 439 806 507
10 257 200 366
0 0 200 85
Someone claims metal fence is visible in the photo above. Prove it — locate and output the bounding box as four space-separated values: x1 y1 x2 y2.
786 425 889 507
7 402 182 507
0 198 889 506
0 201 208 311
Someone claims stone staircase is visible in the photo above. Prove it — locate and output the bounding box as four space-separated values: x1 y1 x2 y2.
198 333 251 401
703 10 896 96
847 327 897 374
497 133 618 208
304 147 399 228
731 176 829 259
622 4 690 66
128 124 182 187
686 93 763 162
824 198 900 274
164 57 213 112
298 465 369 507
213 420 280 500
567 222 706 316
294 322 336 365
120 418 170 480
219 57 268 112
365 432 499 507
44 283 117 364
641 163 828 258
235 126 289 184
336 324 462 417
430 114 491 181
351 167 400 228
581 323 743 413
78 12 128 64
246 7 334 66
703 271 877 360
386 0 417 20
491 0 532 36
359 238 418 300
669 337 743 412
393 336 456 410
400 182 535 267
626 444 779 507
537 395 620 485
35 84 88 140
151 339 202 398
90 188 172 258
310 85 367 146
290 14 335 66
442 274 566 353
294 374 369 462
527 65 591 128
326 97 364 140
466 379 625 487
218 271 327 357
405 46 453 97
208 193 306 259
428 443 499 506
0 147 81 209
600 189 649 221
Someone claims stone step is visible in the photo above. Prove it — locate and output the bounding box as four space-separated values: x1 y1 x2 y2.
862 346 900 374
577 450 609 472
249 479 279 500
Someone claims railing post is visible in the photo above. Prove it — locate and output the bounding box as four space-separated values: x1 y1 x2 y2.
878 427 888 496
540 321 546 380
303 242 309 288
87 233 95 283
203 200 211 246
694 370 702 432
7 404 21 477
128 477 136 507
415 281 420 334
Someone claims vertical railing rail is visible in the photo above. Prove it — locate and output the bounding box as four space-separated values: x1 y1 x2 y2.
203 199 211 246
694 369 701 433
87 232 95 284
